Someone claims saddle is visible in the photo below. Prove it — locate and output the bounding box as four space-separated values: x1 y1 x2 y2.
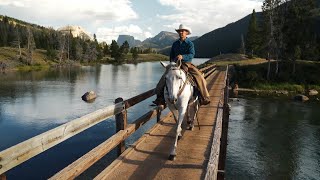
181 63 200 97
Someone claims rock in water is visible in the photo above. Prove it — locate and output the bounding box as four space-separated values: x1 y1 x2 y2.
82 91 97 102
293 94 309 102
309 89 318 96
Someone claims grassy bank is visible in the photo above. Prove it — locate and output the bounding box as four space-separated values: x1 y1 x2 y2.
0 47 169 71
79 53 168 66
199 53 267 69
231 60 320 92
204 54 320 93
0 47 54 71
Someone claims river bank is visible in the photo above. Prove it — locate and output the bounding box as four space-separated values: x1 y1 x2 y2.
202 53 320 99
0 47 168 72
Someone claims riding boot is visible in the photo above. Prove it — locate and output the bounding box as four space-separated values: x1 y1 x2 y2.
200 96 210 105
153 94 166 106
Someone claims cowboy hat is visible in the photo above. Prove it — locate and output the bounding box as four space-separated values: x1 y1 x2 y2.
175 24 192 35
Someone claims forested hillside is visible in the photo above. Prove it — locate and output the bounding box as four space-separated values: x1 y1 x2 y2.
193 0 320 60
0 15 155 67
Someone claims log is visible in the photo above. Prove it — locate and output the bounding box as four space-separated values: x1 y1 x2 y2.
0 102 125 175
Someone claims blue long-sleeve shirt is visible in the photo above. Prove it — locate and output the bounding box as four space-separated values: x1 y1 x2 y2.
170 38 195 63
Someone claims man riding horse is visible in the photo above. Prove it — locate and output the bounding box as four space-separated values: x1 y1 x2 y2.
153 24 210 106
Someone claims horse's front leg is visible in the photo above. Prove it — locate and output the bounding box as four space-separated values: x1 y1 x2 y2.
169 105 187 160
167 103 179 123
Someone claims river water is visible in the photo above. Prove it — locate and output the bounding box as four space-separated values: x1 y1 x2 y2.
226 97 320 179
1 59 319 179
0 59 207 179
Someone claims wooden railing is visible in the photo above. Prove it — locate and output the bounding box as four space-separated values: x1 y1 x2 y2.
0 63 217 179
204 65 229 180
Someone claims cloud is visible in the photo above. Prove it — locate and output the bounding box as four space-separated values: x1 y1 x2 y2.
97 24 147 43
0 0 25 7
158 0 262 36
144 31 153 38
0 0 138 25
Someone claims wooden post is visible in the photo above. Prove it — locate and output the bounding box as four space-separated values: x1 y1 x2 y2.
0 173 6 180
115 97 127 156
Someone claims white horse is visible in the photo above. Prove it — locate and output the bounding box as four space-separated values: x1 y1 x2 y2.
160 60 200 160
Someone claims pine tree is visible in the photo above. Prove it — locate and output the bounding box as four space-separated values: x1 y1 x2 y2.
26 27 36 65
132 47 139 62
262 0 282 80
292 0 315 52
74 38 83 60
58 33 66 63
82 42 90 62
246 9 259 57
11 28 22 57
121 41 130 54
103 43 110 56
240 34 246 55
0 20 8 46
283 0 316 72
110 40 121 61
93 34 102 60
293 45 301 74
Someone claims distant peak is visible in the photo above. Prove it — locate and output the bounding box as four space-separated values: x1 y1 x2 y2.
58 25 92 40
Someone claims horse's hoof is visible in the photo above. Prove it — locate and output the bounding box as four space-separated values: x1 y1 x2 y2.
187 125 194 131
188 126 194 131
178 135 182 140
168 154 176 161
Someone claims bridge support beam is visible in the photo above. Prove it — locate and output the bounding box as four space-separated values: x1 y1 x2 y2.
218 69 230 180
115 97 127 156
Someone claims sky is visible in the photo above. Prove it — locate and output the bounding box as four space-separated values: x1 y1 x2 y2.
0 0 263 44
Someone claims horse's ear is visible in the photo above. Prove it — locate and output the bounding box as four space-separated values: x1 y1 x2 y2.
160 61 168 68
176 59 182 69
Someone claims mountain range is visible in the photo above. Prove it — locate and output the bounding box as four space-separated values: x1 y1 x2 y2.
117 35 142 47
117 31 198 51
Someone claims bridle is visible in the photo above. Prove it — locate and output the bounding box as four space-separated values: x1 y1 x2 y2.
165 67 188 103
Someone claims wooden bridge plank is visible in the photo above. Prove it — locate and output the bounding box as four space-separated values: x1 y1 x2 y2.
95 68 226 180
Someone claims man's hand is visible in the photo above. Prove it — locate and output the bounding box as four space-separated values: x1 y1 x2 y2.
177 54 183 61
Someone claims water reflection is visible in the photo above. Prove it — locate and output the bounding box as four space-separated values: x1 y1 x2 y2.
226 97 320 179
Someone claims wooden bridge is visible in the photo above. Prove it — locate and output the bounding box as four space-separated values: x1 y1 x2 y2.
0 64 230 180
